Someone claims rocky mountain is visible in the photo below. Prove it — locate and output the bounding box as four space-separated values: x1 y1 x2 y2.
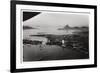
58 24 72 30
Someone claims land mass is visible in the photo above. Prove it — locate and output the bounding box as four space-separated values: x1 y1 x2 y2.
58 24 88 30
23 26 37 30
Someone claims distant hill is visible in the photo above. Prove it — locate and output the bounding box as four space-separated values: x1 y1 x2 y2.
64 25 71 29
58 24 72 30
58 24 88 30
23 26 37 30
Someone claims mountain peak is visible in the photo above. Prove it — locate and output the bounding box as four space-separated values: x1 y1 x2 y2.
64 24 70 29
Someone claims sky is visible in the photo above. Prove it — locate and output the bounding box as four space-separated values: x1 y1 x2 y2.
23 12 89 28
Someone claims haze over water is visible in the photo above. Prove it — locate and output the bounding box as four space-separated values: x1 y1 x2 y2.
23 12 88 41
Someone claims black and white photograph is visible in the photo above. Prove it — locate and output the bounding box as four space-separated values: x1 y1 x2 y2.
23 11 89 62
